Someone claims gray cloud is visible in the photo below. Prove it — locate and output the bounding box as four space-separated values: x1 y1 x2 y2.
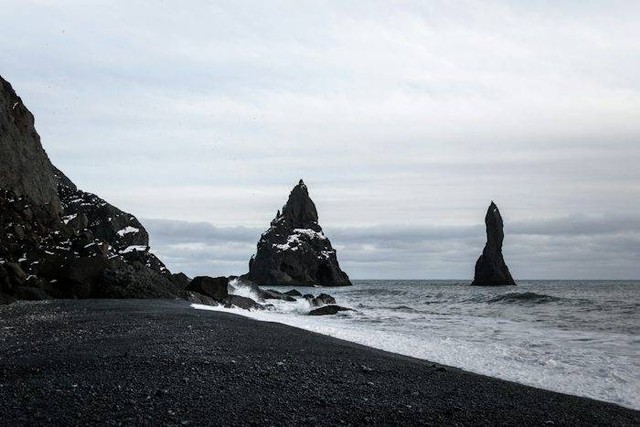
143 214 640 280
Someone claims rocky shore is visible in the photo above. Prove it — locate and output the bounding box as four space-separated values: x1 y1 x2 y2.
1 299 638 426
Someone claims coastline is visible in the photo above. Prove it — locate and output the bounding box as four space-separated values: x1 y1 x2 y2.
1 299 638 425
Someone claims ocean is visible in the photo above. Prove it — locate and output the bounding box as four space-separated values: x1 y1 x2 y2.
194 280 640 410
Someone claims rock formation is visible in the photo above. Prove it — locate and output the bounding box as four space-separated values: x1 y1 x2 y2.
471 202 516 286
0 75 185 303
0 78 61 210
245 180 351 286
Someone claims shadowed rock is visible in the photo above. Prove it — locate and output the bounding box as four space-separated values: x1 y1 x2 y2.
223 295 265 310
309 305 354 316
244 180 351 287
471 202 516 286
186 276 229 300
0 75 186 302
0 77 61 211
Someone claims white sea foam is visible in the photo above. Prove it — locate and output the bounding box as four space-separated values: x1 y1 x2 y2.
193 280 640 410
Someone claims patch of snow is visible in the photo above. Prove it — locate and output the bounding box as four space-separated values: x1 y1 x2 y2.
120 245 147 254
62 214 77 225
293 228 326 240
320 250 335 259
117 226 139 237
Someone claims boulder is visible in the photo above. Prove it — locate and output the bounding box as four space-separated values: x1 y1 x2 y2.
263 289 296 302
186 276 229 301
284 289 302 297
312 293 336 306
309 305 354 316
244 180 351 287
223 295 265 310
96 259 181 299
185 291 219 307
471 202 516 286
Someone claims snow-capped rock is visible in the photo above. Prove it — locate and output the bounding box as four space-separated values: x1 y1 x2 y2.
244 179 351 287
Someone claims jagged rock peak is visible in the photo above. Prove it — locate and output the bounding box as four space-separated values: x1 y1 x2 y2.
279 178 319 229
471 201 516 286
0 75 61 211
245 180 351 287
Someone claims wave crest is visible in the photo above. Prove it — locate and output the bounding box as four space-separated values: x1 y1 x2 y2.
489 292 562 304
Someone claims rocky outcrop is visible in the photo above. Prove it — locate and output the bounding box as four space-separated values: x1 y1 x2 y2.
0 75 185 303
245 180 351 287
471 202 516 286
186 276 229 300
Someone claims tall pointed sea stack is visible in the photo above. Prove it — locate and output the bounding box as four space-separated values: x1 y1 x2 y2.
246 180 351 286
471 202 516 286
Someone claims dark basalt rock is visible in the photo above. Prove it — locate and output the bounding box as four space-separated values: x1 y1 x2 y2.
0 75 186 303
0 77 61 211
263 289 296 302
471 202 516 286
223 295 265 310
245 180 351 287
284 289 302 297
185 291 219 307
311 293 336 306
309 305 354 316
186 276 229 301
171 272 191 289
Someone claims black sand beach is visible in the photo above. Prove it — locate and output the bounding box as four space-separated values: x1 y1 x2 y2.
1 299 638 426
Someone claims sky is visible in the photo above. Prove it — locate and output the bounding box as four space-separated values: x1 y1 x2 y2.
1 0 639 279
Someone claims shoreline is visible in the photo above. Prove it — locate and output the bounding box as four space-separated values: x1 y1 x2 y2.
1 299 638 425
191 299 640 411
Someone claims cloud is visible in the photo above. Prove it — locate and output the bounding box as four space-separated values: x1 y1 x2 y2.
1 1 639 278
143 214 640 280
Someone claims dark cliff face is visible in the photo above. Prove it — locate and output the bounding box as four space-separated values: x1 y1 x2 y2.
246 180 351 287
0 77 61 211
471 202 516 286
0 76 184 303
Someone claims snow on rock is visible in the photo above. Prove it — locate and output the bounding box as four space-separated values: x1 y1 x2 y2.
117 226 140 237
120 245 148 254
245 179 350 287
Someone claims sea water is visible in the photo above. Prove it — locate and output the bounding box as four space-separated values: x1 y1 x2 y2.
194 280 640 410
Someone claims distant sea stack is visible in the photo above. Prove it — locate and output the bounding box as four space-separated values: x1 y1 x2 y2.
471 202 516 286
245 180 351 287
0 75 185 303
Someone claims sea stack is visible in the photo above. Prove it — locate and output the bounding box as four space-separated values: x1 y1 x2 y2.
245 180 351 286
471 201 516 286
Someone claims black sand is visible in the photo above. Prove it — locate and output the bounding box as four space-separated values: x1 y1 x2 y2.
0 299 638 426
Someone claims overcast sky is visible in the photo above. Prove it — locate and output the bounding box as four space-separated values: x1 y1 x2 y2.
2 1 639 279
